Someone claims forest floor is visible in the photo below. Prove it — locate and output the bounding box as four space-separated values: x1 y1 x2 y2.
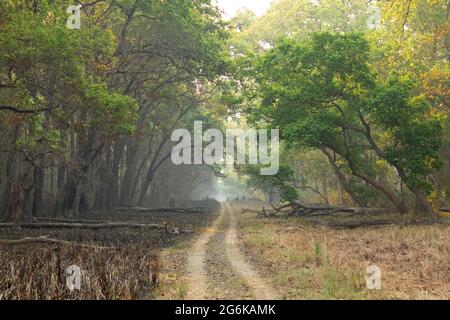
0 208 217 300
157 203 277 300
235 203 450 300
1 202 448 300
158 202 449 300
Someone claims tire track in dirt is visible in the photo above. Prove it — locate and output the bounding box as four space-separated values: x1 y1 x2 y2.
186 203 276 300
205 229 254 300
224 203 278 300
185 207 223 300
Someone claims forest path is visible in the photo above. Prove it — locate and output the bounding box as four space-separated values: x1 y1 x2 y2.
185 206 223 300
223 203 277 300
185 203 277 300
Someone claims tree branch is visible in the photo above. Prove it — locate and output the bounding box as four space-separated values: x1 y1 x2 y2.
0 105 53 114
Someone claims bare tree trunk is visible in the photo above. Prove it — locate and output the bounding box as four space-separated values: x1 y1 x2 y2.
32 166 44 217
359 112 437 216
21 170 35 222
110 139 125 208
322 178 329 205
119 139 139 206
138 138 170 206
321 148 367 207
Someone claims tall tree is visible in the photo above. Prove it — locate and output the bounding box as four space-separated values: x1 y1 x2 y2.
249 33 443 215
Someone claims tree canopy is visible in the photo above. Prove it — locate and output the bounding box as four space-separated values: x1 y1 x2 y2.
0 0 448 220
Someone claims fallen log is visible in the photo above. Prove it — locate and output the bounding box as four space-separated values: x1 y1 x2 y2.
0 222 167 231
258 201 396 218
311 218 450 229
258 202 356 217
304 208 356 217
305 207 395 217
346 208 397 217
256 203 292 217
241 208 260 214
0 222 195 235
439 207 450 213
290 202 359 216
270 203 293 212
0 236 114 249
35 217 107 224
114 207 205 213
267 202 358 216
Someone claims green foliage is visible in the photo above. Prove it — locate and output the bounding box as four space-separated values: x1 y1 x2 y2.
250 31 444 202
1 0 448 217
0 0 126 142
83 82 138 136
253 32 373 145
366 76 443 190
243 164 298 203
231 0 371 52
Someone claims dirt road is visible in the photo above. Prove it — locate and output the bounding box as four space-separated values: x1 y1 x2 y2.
185 203 277 300
185 211 222 299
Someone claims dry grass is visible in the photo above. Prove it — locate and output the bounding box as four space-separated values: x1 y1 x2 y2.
0 244 160 300
152 209 221 300
153 240 191 300
0 208 218 300
236 204 450 300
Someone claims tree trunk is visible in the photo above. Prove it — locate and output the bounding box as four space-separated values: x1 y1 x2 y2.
321 148 367 207
32 166 44 217
120 139 139 206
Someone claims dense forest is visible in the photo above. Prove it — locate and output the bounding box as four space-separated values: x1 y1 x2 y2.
0 0 229 221
0 0 449 222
